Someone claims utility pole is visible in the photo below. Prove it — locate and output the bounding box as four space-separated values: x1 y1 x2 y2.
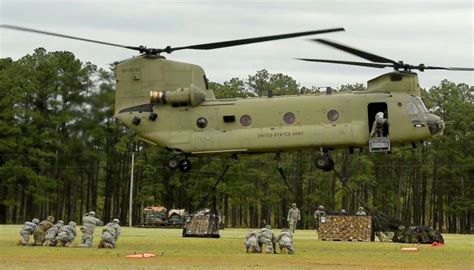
129 152 135 227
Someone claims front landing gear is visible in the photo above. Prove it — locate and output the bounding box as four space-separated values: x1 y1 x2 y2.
167 157 192 173
315 154 334 172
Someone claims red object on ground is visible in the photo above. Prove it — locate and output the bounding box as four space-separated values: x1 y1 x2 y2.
431 242 444 247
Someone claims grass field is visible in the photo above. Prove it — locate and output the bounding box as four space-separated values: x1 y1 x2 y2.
0 225 473 269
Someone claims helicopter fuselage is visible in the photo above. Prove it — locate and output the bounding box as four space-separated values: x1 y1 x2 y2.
114 56 443 155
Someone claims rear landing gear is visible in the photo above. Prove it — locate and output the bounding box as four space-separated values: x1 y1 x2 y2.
167 157 192 173
315 154 334 172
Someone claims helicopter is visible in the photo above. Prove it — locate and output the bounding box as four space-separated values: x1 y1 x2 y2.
2 25 472 173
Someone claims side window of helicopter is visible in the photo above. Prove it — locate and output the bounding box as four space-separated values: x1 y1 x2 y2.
327 110 339 121
283 112 295 124
196 117 208 129
240 115 252 127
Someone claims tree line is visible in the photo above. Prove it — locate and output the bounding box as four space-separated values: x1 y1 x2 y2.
0 49 472 233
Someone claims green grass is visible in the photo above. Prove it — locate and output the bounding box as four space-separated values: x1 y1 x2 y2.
1 225 473 269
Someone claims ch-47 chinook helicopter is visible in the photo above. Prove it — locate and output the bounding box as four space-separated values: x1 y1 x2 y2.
2 25 473 174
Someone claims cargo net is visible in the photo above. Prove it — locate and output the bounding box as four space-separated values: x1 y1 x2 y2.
319 215 373 242
182 209 220 238
372 213 444 244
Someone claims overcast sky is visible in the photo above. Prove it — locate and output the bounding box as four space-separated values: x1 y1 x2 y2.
1 0 472 89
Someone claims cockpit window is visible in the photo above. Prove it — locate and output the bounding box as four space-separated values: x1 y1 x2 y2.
415 97 429 112
408 96 428 115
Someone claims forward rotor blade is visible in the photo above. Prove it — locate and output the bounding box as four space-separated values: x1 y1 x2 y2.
296 58 393 69
313 39 398 65
170 28 345 52
425 66 474 71
0 24 141 52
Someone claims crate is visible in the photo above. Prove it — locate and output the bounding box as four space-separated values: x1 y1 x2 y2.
318 215 373 242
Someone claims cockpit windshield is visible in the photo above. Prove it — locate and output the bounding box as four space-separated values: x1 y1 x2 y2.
415 96 429 112
408 96 428 115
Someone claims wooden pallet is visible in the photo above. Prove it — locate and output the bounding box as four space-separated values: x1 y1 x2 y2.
318 215 372 242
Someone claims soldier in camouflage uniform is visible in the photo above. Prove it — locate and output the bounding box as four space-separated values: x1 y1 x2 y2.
56 221 77 247
276 228 295 254
18 218 39 245
313 205 326 231
80 211 103 247
43 220 64 246
287 203 300 233
257 225 276 254
244 230 261 253
98 218 121 248
34 215 54 246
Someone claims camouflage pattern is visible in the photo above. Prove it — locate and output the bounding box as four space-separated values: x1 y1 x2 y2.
313 206 326 231
287 204 300 233
375 231 394 242
244 231 261 253
56 221 77 247
19 220 38 245
43 221 64 246
34 216 54 246
80 212 103 247
276 229 294 254
98 220 121 249
257 225 276 254
392 225 444 244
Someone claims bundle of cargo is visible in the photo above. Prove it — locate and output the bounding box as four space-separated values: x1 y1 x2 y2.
182 209 220 238
318 215 373 242
168 209 187 227
142 206 168 227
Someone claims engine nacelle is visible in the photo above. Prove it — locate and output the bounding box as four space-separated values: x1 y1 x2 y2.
150 84 206 107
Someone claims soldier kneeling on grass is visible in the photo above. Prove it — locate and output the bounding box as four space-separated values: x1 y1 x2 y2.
276 228 295 254
56 221 77 247
44 220 64 246
18 218 39 246
244 230 261 253
98 218 121 248
258 225 276 254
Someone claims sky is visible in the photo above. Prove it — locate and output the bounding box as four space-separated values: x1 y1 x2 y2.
0 0 472 89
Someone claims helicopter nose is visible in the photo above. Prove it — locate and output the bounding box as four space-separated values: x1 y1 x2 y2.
427 114 444 136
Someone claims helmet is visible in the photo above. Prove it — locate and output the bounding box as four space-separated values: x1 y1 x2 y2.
57 220 64 225
68 221 76 227
341 209 346 213
291 203 296 207
47 216 55 222
318 205 325 210
89 211 96 217
358 207 364 210
265 225 272 230
32 218 40 224
112 218 119 224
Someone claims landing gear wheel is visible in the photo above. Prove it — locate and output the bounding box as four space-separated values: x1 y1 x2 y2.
178 159 192 173
315 155 334 172
167 157 179 170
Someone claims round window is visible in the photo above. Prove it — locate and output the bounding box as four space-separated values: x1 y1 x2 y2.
240 115 252 126
327 110 339 121
283 112 295 124
196 117 208 128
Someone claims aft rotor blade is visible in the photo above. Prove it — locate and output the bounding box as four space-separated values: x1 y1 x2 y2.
296 58 393 69
313 39 398 65
0 24 142 52
170 28 345 52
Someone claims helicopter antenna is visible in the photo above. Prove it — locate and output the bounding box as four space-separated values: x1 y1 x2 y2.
297 39 474 72
0 24 345 56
